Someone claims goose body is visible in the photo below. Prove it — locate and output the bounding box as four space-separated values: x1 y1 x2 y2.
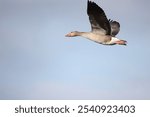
66 0 127 46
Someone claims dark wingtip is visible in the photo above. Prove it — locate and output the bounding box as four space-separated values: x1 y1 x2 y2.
88 0 97 7
87 0 103 14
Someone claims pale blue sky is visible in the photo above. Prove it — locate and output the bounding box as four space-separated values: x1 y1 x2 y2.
0 0 150 99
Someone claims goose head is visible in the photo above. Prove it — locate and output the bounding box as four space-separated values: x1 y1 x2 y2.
65 31 80 37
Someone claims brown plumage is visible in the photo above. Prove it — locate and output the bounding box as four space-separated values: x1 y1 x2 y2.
65 0 127 46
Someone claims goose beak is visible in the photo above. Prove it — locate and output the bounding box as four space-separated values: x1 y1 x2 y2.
65 33 71 37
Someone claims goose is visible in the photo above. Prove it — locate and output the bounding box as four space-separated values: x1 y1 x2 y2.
65 0 127 46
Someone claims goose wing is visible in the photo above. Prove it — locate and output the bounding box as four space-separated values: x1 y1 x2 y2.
87 0 111 35
109 20 120 37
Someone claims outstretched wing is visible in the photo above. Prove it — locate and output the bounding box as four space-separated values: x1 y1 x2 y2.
87 0 111 35
109 20 120 37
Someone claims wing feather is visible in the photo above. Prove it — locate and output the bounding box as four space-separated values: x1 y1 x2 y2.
87 0 111 35
109 20 120 37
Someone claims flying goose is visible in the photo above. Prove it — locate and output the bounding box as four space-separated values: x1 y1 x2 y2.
65 0 127 46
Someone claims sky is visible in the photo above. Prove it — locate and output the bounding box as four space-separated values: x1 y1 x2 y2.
0 0 150 99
